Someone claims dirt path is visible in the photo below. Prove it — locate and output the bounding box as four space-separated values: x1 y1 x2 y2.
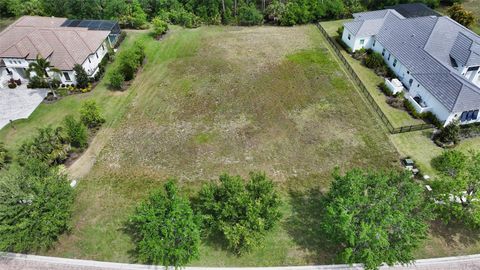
66 127 112 179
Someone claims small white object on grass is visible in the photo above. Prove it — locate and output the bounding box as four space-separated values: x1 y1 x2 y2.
423 175 430 180
70 180 77 188
425 185 432 192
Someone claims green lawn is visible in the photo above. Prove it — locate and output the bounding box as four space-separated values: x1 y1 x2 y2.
0 18 14 31
320 20 424 128
43 25 399 266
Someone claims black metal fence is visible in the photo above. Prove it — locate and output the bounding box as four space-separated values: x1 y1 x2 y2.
315 23 433 134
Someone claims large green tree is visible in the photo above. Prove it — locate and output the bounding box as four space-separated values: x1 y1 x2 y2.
128 180 200 267
0 160 74 252
197 172 282 254
321 169 431 270
430 150 480 228
17 126 71 165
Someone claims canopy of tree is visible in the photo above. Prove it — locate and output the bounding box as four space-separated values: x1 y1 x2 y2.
196 172 281 254
127 180 200 267
448 3 477 28
0 0 442 27
0 160 74 252
431 150 480 228
320 169 431 270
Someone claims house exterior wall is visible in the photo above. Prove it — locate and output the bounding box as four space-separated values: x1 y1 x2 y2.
343 34 480 126
341 29 374 52
0 39 109 86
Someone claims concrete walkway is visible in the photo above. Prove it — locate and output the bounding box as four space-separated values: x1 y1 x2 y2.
2 253 480 270
0 88 48 129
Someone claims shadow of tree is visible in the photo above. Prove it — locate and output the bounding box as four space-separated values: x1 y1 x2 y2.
285 188 338 264
429 219 480 247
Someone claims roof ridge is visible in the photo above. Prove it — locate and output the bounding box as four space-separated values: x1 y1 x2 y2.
50 30 78 67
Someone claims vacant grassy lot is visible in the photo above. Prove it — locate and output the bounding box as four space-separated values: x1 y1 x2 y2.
44 25 399 266
320 20 424 128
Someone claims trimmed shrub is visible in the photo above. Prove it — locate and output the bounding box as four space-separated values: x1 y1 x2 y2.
63 115 88 149
73 64 89 89
336 26 344 37
80 100 105 129
108 68 125 90
364 52 384 69
151 17 169 37
378 82 393 96
117 41 145 81
436 120 460 145
27 76 48 89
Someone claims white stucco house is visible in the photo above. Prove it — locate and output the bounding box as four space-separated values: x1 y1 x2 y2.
0 16 121 87
341 5 480 126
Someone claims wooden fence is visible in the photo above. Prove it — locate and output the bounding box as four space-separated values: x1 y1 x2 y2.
315 23 433 134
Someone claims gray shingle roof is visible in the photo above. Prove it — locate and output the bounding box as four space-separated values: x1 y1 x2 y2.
345 10 404 37
345 10 480 113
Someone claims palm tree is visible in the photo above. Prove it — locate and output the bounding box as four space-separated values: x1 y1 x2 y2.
26 55 60 79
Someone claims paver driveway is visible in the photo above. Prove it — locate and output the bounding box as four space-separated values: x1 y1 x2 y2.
0 88 48 129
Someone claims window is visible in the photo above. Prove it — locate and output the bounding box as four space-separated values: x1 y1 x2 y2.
101 44 104 50
382 48 385 56
409 79 413 86
373 40 376 47
407 70 410 74
417 84 420 87
388 54 391 61
360 39 365 45
96 52 99 58
63 72 71 81
393 59 397 67
88 57 91 64
348 34 351 40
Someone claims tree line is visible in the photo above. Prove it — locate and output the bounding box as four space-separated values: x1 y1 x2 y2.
0 0 444 27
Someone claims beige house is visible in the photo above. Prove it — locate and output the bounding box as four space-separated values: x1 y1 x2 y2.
0 16 120 87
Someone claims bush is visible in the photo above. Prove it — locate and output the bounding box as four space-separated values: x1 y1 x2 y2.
151 17 168 37
0 142 11 170
421 111 442 128
436 120 460 145
237 4 264 26
378 82 393 96
352 48 367 60
448 3 476 28
364 52 384 69
108 68 125 90
197 172 281 254
73 65 89 89
27 76 48 88
17 126 71 165
80 100 105 129
431 150 467 177
50 78 61 89
117 41 145 81
165 9 201 28
0 159 74 253
404 99 421 118
8 82 16 89
63 115 88 149
128 181 200 267
336 26 344 37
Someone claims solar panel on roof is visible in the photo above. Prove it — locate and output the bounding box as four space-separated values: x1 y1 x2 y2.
69 20 82 27
78 20 91 27
460 111 468 121
473 110 479 120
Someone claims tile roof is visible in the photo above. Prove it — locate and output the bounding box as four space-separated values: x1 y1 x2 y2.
0 16 110 70
345 9 404 37
345 10 480 113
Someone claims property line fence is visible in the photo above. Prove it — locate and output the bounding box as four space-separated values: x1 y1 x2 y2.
315 23 433 134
